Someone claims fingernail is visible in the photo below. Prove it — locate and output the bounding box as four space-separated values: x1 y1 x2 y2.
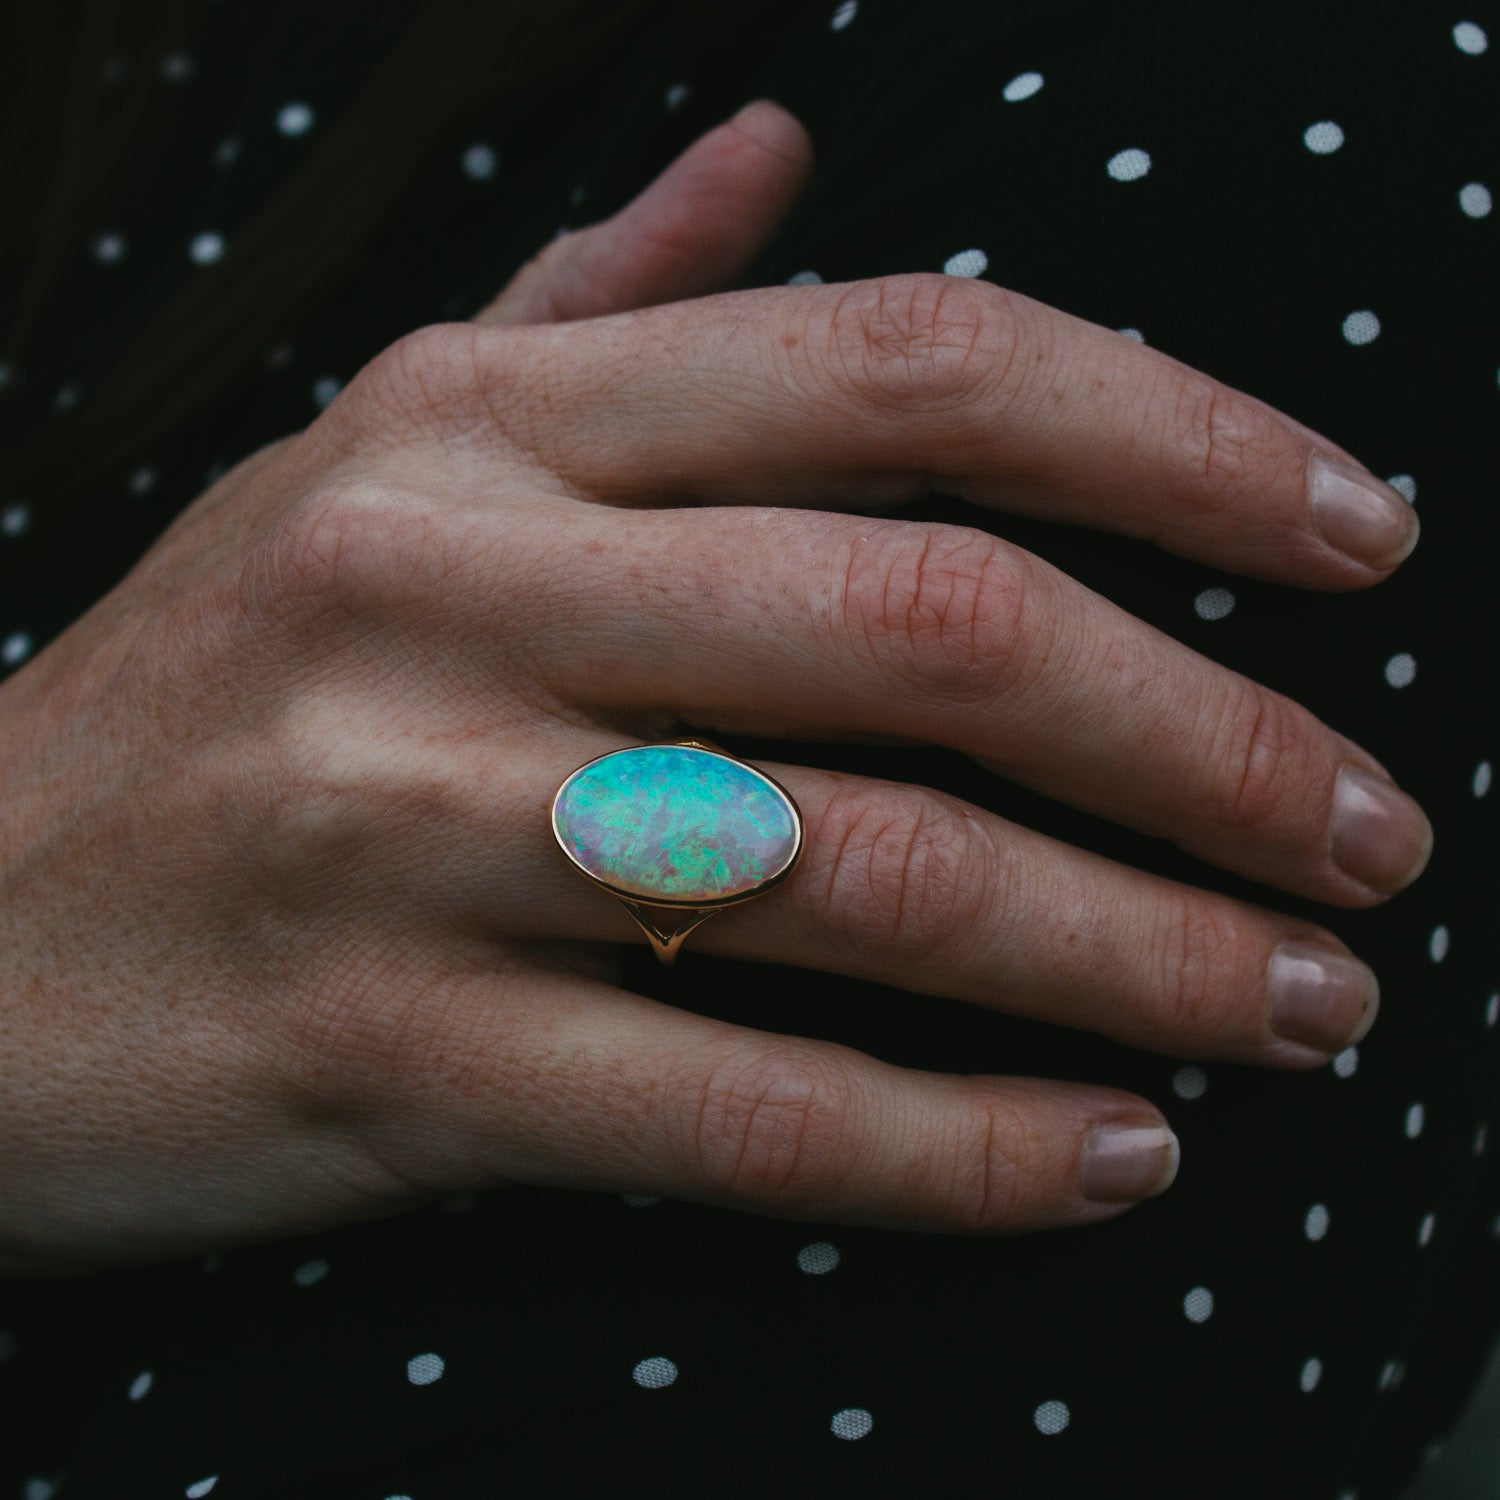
1329 763 1434 895
1079 1121 1180 1203
1309 454 1419 569
1265 939 1379 1053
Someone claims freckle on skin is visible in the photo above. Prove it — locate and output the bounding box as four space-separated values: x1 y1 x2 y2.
783 334 799 348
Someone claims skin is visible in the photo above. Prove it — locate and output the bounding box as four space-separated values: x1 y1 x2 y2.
0 102 1433 1277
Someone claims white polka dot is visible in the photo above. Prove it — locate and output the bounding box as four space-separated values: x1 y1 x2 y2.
1418 1212 1436 1247
93 232 126 264
1406 1102 1426 1139
1117 327 1146 342
1002 71 1044 103
312 375 343 409
0 360 13 389
1430 924 1450 963
1459 182 1493 218
1386 473 1417 502
1300 1357 1323 1393
1474 761 1492 797
184 1480 217 1499
632 1356 678 1389
665 82 691 111
2 632 33 667
2 504 31 537
1487 993 1499 1027
1475 1122 1489 1155
22 1480 55 1500
1193 586 1235 621
1107 148 1152 182
1342 309 1381 345
797 1241 841 1274
293 1258 329 1286
385 1495 413 1500
1305 1203 1331 1242
1172 1064 1209 1100
830 1406 872 1438
189 232 226 266
441 1191 477 1212
1033 1399 1070 1434
1303 121 1345 154
127 465 157 496
1453 21 1489 54
406 1352 445 1386
160 51 194 81
128 1370 153 1400
276 101 315 136
620 1192 660 1208
1333 1046 1359 1078
1492 1213 1500 1239
943 248 988 278
53 383 80 412
1378 1359 1405 1392
1384 651 1416 688
461 143 497 181
213 136 241 168
787 269 823 285
830 0 858 29
1183 1286 1214 1323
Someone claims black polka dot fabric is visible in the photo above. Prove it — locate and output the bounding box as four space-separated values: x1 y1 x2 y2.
2 3 1498 1496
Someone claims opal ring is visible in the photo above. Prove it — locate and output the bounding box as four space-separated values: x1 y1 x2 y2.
551 738 805 964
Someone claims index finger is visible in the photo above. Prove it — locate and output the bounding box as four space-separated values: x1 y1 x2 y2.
455 273 1417 588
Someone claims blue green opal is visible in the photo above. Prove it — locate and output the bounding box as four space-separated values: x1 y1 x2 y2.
553 745 799 903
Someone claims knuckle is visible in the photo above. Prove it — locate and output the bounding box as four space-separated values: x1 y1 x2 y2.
805 785 991 971
684 1046 855 1208
238 478 439 633
337 321 545 455
346 322 491 437
821 273 1020 414
275 956 486 1120
942 1092 1029 1231
1167 374 1290 505
837 521 1033 699
1211 682 1305 833
253 691 416 873
1153 890 1243 1039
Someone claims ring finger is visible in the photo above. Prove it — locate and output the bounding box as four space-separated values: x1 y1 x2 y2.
452 733 1379 1072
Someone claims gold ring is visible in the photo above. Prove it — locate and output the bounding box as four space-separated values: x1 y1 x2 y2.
551 738 805 964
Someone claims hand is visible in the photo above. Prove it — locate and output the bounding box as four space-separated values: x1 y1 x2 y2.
0 103 1432 1277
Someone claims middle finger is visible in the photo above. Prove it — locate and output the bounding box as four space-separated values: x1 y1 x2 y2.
527 499 1432 908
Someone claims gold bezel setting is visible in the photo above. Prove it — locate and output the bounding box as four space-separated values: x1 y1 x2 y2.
550 738 805 963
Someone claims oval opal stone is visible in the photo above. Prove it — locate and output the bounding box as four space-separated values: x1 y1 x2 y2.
553 745 800 903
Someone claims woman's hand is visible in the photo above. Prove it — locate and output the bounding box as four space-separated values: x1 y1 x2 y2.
0 104 1432 1277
